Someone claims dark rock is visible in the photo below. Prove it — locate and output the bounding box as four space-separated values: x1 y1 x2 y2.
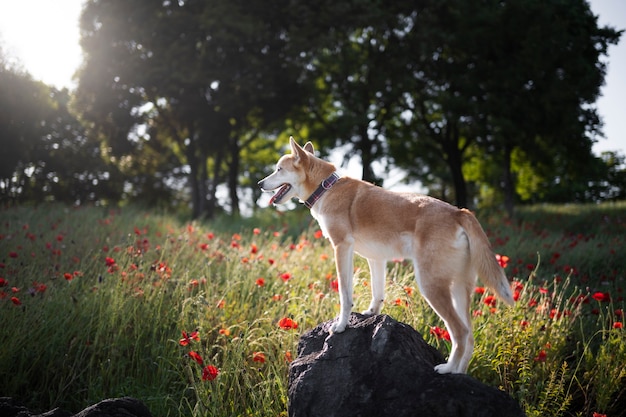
72 398 152 417
288 313 525 417
0 398 151 417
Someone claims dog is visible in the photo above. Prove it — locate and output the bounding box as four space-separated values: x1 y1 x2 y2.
258 137 514 374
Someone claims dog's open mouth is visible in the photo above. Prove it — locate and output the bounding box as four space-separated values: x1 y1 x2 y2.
269 184 292 205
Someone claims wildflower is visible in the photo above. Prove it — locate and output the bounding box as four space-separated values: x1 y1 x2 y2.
330 279 339 292
483 295 497 308
592 413 607 417
474 287 486 295
591 290 608 303
179 331 200 346
255 277 265 287
202 365 219 381
614 322 623 329
11 296 21 306
250 243 258 254
430 326 451 342
534 350 547 362
9 251 18 259
495 254 509 268
64 272 73 281
0 278 7 287
105 257 116 267
280 272 292 282
253 228 261 235
219 328 230 336
314 229 324 239
252 352 266 363
188 351 204 365
285 351 293 363
278 317 298 330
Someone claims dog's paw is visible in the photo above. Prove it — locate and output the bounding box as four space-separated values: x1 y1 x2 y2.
434 363 455 374
330 321 347 334
361 308 376 316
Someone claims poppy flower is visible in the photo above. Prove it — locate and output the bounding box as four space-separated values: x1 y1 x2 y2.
614 322 623 329
430 326 451 342
188 351 204 365
105 257 116 267
483 295 497 308
330 279 339 292
255 278 265 287
202 365 219 381
252 352 266 363
495 254 509 268
0 278 7 287
314 229 324 239
280 272 292 282
179 331 200 346
592 292 611 302
278 317 298 330
11 296 21 306
534 350 547 362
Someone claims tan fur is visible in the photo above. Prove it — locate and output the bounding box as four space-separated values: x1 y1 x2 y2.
259 138 514 374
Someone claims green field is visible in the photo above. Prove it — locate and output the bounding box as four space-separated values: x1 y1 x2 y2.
1 203 624 416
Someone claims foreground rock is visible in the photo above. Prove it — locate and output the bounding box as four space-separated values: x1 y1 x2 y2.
0 397 152 417
289 313 525 417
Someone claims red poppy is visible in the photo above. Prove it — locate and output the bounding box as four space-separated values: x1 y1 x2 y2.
64 272 73 281
314 229 324 239
0 278 7 287
8 251 18 259
252 352 266 363
613 322 623 329
202 365 219 381
188 351 204 365
330 279 339 292
255 278 265 287
495 254 509 268
430 326 451 342
592 292 611 302
179 331 200 346
11 296 21 306
534 350 547 362
483 295 497 308
474 287 486 295
278 317 298 330
280 272 292 282
593 413 607 417
105 257 116 267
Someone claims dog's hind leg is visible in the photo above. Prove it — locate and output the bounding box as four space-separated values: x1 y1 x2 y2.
362 258 386 316
415 263 474 374
330 239 355 334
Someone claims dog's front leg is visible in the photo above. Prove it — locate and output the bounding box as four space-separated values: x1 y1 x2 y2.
330 239 355 334
362 258 385 316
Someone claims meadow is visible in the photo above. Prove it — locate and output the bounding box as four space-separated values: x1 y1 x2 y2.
0 202 624 417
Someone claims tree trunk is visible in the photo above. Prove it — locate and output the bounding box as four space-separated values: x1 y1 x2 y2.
441 124 468 208
228 137 240 217
502 143 515 218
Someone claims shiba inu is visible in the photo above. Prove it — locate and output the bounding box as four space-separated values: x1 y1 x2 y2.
258 137 514 374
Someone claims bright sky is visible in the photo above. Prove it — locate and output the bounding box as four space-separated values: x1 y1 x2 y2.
0 0 624 156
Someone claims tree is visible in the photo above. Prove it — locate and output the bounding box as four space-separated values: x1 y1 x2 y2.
75 0 306 218
388 0 621 212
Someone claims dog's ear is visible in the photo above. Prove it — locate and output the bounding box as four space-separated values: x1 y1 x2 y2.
290 136 309 165
303 141 315 154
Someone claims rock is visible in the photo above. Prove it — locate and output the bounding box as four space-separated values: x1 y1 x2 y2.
288 313 525 417
0 397 151 417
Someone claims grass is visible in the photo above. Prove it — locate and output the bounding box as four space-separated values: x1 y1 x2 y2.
0 202 625 416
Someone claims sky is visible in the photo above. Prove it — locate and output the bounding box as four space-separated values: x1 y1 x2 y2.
0 0 624 158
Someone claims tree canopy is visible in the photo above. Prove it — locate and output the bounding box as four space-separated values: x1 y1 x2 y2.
1 0 624 216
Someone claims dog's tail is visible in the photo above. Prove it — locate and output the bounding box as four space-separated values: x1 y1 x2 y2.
459 209 515 306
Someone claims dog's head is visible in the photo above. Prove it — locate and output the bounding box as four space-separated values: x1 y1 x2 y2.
258 137 315 205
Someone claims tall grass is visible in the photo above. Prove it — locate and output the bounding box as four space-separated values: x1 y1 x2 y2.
0 202 624 416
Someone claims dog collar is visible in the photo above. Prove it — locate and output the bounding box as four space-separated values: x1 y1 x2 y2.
304 172 341 209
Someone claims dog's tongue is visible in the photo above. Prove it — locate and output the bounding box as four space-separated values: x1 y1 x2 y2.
269 184 291 205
